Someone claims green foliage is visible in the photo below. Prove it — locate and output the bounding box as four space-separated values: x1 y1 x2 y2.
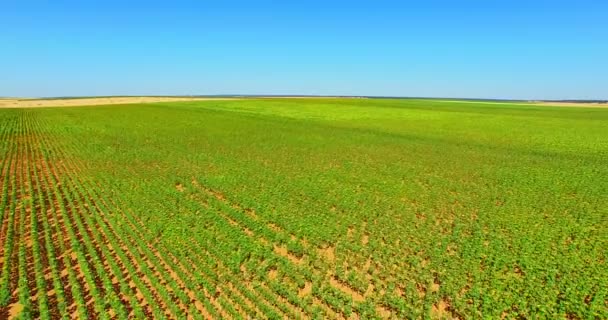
0 98 606 318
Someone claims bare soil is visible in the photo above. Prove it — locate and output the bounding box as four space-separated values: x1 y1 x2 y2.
531 101 608 108
436 99 608 109
0 97 238 108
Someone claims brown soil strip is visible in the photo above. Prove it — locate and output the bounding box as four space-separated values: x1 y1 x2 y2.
0 97 239 109
299 282 313 298
226 282 264 318
531 101 608 108
3 123 27 314
430 299 452 319
434 99 608 109
39 165 75 317
259 282 309 319
0 133 17 274
329 277 365 302
46 156 103 318
362 233 369 246
376 305 392 319
313 297 345 320
35 134 98 317
318 246 335 262
21 125 42 319
273 245 303 264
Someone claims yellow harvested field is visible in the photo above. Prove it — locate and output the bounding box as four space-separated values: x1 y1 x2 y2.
0 97 237 108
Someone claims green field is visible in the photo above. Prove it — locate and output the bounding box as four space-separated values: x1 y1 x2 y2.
0 98 606 319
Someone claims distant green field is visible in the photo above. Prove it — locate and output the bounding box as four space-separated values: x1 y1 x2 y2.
0 98 606 319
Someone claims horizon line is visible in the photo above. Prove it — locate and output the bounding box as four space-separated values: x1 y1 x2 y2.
2 95 607 103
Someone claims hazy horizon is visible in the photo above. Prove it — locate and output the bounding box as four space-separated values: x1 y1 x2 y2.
2 94 607 102
2 1 607 100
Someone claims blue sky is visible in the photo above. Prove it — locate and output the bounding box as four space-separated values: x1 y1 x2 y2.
1 1 607 99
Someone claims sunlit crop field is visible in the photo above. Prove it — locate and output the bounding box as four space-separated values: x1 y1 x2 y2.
0 98 606 319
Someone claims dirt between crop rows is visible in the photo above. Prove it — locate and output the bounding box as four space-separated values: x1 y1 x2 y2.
0 97 238 108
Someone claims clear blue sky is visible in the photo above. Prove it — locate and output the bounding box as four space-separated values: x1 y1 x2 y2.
1 1 607 99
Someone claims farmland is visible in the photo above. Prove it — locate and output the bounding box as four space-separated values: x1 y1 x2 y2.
0 98 606 319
